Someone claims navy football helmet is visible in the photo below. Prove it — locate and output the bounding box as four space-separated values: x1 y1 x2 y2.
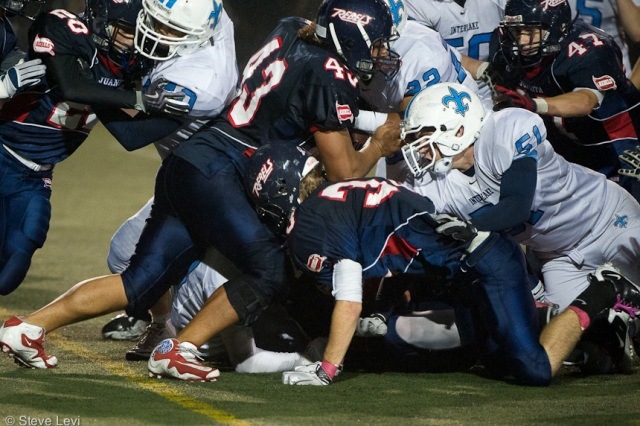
315 0 401 80
245 143 320 238
85 0 143 72
500 0 572 69
0 0 45 20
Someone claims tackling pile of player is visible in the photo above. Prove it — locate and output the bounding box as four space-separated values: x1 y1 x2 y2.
0 0 639 387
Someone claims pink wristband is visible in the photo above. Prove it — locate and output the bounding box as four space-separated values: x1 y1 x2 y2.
567 306 590 331
321 360 340 379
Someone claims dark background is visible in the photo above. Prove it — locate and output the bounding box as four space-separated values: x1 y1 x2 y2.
11 0 323 70
11 0 638 77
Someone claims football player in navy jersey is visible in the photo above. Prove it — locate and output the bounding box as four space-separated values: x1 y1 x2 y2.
0 0 168 296
487 0 640 201
0 0 46 102
0 0 405 381
244 142 640 386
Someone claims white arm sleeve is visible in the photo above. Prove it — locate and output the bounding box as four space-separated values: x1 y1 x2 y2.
332 259 363 303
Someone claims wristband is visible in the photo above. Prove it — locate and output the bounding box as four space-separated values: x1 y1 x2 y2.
321 360 340 379
533 98 548 114
0 75 10 99
354 110 388 133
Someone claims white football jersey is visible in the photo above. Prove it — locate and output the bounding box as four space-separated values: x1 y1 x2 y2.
143 10 239 158
409 108 618 255
405 0 506 99
568 0 640 76
405 0 506 60
360 21 483 112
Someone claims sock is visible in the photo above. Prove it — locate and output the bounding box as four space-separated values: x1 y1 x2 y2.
568 281 616 324
566 306 591 331
151 313 171 325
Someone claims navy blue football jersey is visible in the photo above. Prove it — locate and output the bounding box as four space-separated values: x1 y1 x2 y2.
288 178 467 288
178 17 361 168
514 20 640 147
0 9 126 165
1 15 17 62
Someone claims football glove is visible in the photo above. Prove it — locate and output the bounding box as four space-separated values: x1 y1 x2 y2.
475 62 503 99
433 213 478 243
0 58 46 99
619 146 640 181
355 313 388 337
137 78 191 116
282 362 333 386
493 85 537 112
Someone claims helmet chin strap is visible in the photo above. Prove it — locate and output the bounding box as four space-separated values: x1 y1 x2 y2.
432 157 453 175
328 22 344 59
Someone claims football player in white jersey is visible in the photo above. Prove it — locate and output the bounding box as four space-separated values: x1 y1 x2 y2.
359 0 489 181
568 0 640 77
360 1 483 113
100 0 239 359
402 82 640 311
169 252 314 373
404 0 507 99
401 82 640 376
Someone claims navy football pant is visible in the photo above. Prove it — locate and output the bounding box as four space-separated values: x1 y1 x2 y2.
469 235 552 386
0 145 52 295
121 153 290 322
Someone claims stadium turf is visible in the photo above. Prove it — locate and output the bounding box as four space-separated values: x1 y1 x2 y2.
0 125 639 425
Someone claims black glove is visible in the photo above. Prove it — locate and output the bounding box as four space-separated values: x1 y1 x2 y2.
619 146 640 181
493 85 538 112
433 214 478 243
136 78 191 116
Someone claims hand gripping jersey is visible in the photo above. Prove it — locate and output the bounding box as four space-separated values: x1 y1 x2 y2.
568 0 640 76
410 108 623 256
0 10 125 165
288 177 465 290
175 17 361 171
511 20 640 149
359 20 484 113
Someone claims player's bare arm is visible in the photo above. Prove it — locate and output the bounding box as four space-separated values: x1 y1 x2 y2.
616 0 640 43
314 123 401 180
539 89 600 117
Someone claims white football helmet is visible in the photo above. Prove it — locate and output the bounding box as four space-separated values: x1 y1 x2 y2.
401 83 486 177
382 0 407 34
135 0 223 61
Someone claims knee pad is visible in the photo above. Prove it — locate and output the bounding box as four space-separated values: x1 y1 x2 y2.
106 244 130 274
225 274 272 326
21 195 51 248
251 304 309 353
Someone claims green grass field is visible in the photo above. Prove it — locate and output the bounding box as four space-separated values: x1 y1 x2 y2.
1 125 640 425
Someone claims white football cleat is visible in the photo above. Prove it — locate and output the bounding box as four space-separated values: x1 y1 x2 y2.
148 338 219 381
0 316 57 369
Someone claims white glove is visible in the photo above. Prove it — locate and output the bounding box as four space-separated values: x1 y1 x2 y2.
282 362 333 386
0 58 46 99
433 213 478 243
355 313 387 337
619 146 640 181
138 78 191 116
